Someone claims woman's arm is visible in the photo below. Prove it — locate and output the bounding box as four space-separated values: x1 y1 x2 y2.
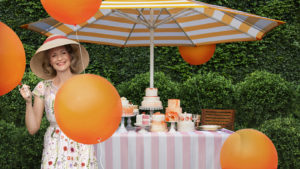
25 96 44 135
20 85 45 135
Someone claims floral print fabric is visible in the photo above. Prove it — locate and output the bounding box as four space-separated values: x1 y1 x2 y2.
32 80 98 169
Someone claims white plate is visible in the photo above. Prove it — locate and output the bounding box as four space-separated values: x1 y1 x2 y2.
199 125 221 131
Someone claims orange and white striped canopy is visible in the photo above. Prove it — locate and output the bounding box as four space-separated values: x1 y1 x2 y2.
23 0 284 47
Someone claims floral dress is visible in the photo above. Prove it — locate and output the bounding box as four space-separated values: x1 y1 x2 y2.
32 80 98 169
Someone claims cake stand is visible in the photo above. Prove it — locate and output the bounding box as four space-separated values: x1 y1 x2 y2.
117 113 136 133
125 113 137 131
168 121 177 133
139 106 163 116
135 123 150 134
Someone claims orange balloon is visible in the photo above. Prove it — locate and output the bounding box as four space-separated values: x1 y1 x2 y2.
54 74 122 144
178 44 216 65
220 129 278 169
0 22 26 96
41 0 102 25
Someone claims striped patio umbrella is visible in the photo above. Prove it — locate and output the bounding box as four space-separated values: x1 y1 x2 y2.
22 0 284 88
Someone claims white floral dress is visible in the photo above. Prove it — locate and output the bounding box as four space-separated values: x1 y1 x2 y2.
32 80 98 169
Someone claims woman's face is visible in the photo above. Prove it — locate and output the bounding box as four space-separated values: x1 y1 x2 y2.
48 46 71 73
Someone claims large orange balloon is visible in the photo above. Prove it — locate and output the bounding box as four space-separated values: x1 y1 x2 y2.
54 74 122 144
41 0 102 25
220 129 278 169
0 22 25 96
178 44 216 65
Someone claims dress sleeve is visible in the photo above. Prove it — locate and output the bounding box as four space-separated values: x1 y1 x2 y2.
32 81 45 99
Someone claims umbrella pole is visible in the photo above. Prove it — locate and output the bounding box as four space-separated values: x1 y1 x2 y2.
150 8 154 88
150 27 154 88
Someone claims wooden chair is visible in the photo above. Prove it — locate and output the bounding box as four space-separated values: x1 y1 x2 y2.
201 109 235 130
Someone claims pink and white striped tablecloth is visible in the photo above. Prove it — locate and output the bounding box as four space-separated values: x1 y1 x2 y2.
95 130 232 169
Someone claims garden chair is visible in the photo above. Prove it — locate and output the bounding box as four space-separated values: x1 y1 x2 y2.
201 109 235 130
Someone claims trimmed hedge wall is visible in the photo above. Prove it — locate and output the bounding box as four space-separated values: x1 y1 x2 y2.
235 71 297 128
258 117 300 169
179 72 235 114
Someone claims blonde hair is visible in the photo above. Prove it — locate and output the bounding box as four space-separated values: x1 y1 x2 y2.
42 45 79 77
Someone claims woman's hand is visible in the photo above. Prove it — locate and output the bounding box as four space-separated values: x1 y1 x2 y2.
20 84 32 103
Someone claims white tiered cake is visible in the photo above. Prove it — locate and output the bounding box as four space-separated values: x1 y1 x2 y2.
140 88 163 110
178 112 195 132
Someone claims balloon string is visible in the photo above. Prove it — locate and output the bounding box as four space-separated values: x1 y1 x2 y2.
74 25 86 74
98 138 105 169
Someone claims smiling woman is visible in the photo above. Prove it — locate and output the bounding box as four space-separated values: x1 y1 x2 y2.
19 34 98 168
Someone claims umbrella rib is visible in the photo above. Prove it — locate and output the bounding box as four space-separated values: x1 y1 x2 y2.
113 9 150 28
66 10 115 37
153 9 164 25
153 8 191 28
124 9 145 46
137 8 151 26
164 8 195 46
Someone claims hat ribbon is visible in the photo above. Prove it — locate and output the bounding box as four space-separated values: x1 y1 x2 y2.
43 35 68 44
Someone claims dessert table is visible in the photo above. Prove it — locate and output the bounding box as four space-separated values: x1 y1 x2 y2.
95 129 233 169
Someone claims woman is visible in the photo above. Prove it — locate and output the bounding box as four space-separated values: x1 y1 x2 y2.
20 34 98 168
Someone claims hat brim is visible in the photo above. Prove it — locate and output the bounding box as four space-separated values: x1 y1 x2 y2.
30 38 89 80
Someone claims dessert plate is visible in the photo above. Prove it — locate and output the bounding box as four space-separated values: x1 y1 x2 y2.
199 125 221 131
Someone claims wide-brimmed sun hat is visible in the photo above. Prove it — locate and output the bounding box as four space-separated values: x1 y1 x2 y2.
30 34 89 80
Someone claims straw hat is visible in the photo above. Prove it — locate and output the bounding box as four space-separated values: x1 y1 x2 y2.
30 34 89 80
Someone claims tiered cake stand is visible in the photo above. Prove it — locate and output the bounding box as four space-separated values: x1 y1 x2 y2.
139 106 163 116
118 113 137 133
168 121 177 133
135 123 151 133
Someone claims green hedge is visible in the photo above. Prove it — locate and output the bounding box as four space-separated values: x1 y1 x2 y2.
258 117 300 169
0 118 48 169
179 72 235 114
0 71 41 127
294 84 300 118
235 71 297 128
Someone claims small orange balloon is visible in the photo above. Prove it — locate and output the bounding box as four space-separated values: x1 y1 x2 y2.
41 0 102 25
0 22 26 96
220 129 278 169
178 44 216 65
54 74 122 144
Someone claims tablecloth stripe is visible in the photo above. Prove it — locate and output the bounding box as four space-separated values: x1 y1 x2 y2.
189 131 199 169
158 132 168 169
213 132 223 169
144 132 152 169
181 132 191 169
205 131 215 169
174 132 183 169
151 132 159 169
105 137 113 169
128 132 136 169
166 132 175 169
195 131 206 169
120 133 128 169
113 134 121 169
136 132 144 169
